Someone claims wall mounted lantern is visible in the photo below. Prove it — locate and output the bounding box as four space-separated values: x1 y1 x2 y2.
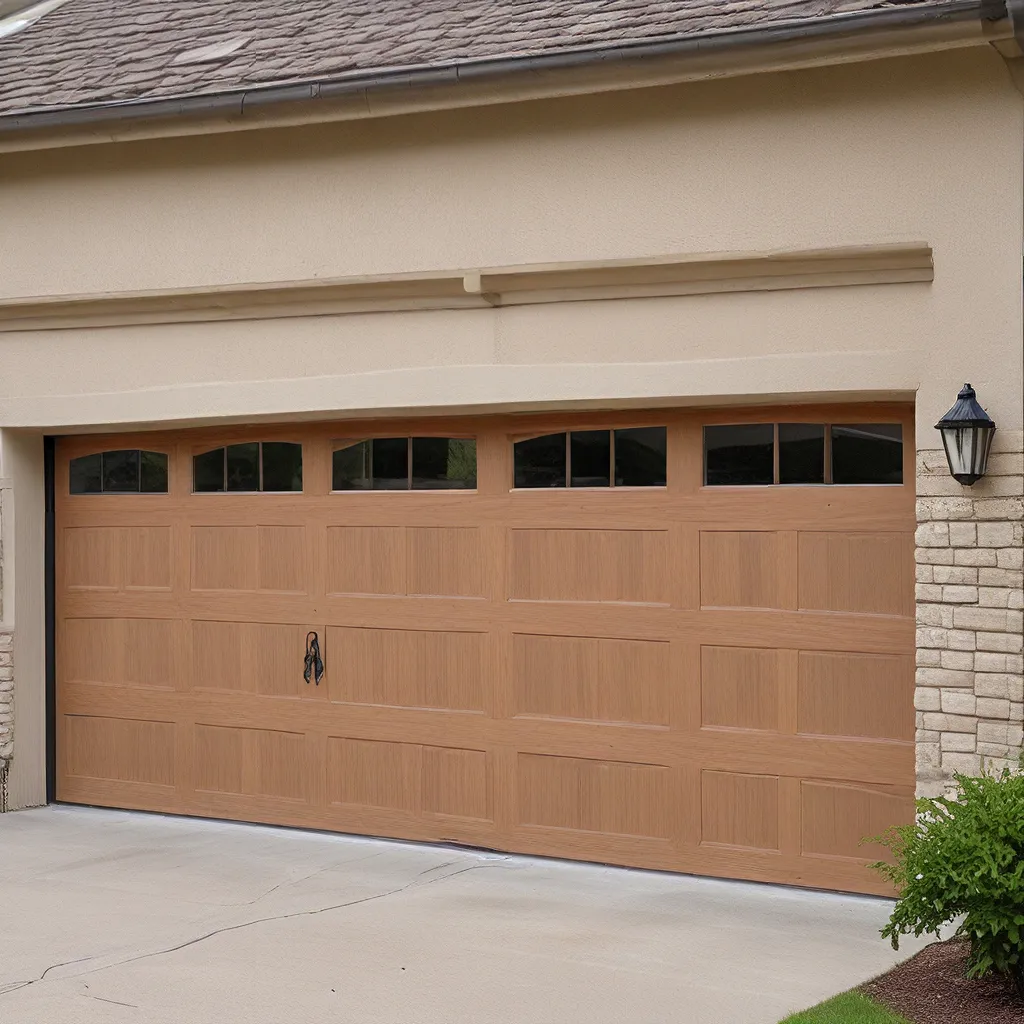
935 383 996 486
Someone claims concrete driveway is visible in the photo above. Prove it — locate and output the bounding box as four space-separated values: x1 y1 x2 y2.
0 806 925 1023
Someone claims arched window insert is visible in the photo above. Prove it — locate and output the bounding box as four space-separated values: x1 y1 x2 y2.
69 450 168 494
193 442 303 493
332 438 477 491
513 427 667 488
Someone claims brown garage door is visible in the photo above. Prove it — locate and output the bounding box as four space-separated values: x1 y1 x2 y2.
55 404 915 894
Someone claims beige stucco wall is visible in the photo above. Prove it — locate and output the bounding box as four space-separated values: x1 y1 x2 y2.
0 48 1020 434
0 432 43 809
0 46 1020 807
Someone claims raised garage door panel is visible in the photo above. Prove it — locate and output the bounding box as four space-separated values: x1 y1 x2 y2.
55 404 915 895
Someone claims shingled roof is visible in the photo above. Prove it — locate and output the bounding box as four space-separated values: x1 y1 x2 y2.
0 0 991 119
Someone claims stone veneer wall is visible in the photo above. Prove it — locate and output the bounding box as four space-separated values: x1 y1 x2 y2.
0 483 9 806
915 429 1024 798
0 632 11 811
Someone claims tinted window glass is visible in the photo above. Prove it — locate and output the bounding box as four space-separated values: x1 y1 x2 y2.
71 450 169 494
102 449 140 492
333 441 371 490
412 438 477 489
704 424 774 485
570 430 611 488
832 424 903 484
194 448 225 492
372 437 409 490
514 433 567 488
69 453 102 494
779 423 825 485
226 443 260 492
262 442 302 492
444 438 477 489
614 427 667 487
140 451 169 493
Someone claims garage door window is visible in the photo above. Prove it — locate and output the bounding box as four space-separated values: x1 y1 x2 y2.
193 442 303 492
333 438 477 491
70 450 169 494
703 425 774 486
831 424 904 484
780 424 826 484
513 427 667 488
705 423 902 486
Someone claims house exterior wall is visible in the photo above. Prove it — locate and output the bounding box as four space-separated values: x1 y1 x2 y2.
0 470 12 807
0 432 42 810
0 46 1020 808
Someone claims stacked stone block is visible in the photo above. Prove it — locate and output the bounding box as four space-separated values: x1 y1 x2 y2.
915 430 1024 797
0 630 11 811
0 631 11 762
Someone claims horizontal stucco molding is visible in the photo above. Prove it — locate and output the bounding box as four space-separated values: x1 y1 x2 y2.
0 350 922 431
0 243 932 332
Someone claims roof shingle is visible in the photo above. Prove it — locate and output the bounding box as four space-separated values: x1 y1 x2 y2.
0 0 971 118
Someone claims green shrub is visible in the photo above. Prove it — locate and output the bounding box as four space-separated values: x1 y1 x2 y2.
873 757 1024 1000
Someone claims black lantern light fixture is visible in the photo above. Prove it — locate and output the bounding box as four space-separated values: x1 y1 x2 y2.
935 383 996 486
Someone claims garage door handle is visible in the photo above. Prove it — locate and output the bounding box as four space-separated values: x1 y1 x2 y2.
303 631 324 686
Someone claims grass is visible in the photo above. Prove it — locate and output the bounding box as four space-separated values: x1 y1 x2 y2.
780 991 912 1024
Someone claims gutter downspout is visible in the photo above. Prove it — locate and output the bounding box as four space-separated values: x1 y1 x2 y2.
0 0 1013 151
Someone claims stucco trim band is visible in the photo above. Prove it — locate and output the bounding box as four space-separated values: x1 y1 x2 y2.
0 350 921 431
0 243 933 333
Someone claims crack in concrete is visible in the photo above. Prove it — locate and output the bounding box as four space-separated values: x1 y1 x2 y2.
0 953 100 997
83 993 139 1008
227 849 387 908
0 858 509 1002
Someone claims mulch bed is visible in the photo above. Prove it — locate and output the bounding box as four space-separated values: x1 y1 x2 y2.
862 937 1024 1024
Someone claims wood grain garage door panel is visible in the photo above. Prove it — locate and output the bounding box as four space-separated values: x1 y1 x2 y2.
513 633 670 726
326 526 405 595
55 404 915 895
64 527 122 591
701 770 780 851
798 652 914 741
192 621 324 698
700 532 794 610
701 646 780 732
326 739 490 820
191 526 307 593
325 526 483 598
798 533 913 617
518 753 672 839
801 781 914 862
406 527 484 598
124 528 174 591
509 529 669 604
63 618 177 690
65 526 172 592
326 626 485 711
64 716 175 787
421 746 491 820
195 725 309 801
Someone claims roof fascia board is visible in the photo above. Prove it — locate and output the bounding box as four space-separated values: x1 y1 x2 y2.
0 2 1010 153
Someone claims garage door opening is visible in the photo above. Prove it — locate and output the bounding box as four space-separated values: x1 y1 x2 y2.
54 404 915 894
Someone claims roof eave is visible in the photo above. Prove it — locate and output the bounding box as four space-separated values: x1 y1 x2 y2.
0 0 1014 153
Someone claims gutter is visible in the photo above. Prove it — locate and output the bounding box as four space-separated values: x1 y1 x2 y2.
0 0 1014 151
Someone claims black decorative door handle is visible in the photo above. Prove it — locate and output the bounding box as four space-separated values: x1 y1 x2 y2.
303 631 324 686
